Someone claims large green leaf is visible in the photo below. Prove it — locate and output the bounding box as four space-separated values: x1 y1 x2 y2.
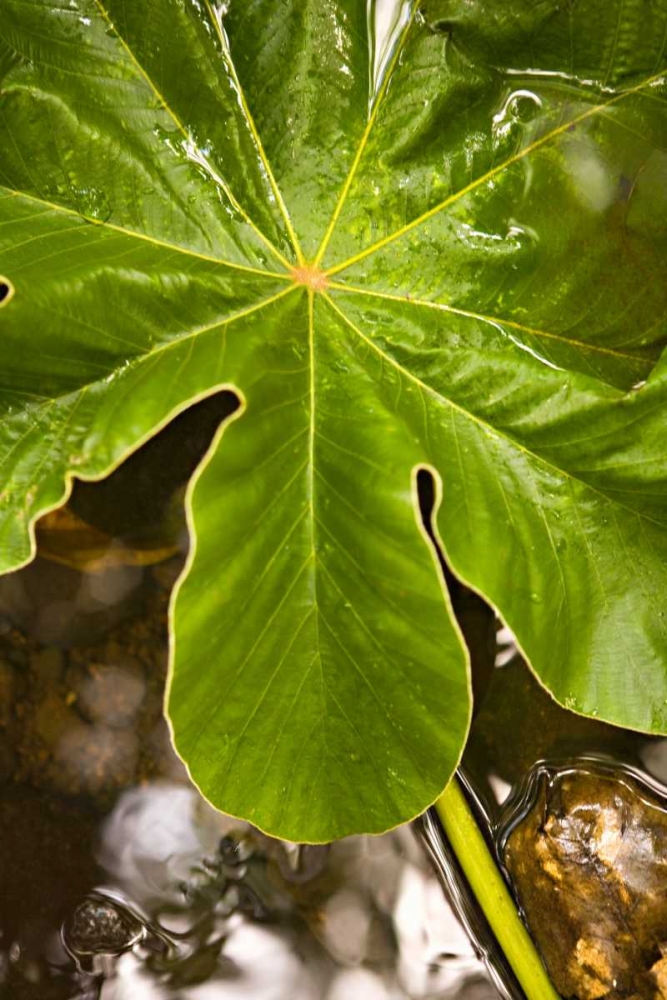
0 0 666 841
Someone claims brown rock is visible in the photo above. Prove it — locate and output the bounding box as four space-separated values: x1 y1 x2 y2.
31 693 79 747
51 723 139 794
503 764 667 999
0 658 16 728
31 647 65 691
75 663 146 729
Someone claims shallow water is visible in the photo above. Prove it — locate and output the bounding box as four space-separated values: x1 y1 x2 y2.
461 642 667 1000
0 541 499 1000
6 536 667 1000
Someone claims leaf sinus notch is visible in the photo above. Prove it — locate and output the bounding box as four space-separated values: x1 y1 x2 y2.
0 277 15 307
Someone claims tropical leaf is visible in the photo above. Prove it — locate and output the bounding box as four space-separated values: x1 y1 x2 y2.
0 0 666 841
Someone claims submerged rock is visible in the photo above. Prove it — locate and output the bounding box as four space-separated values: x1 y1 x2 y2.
52 724 139 795
503 763 667 999
0 552 152 647
74 663 146 729
63 896 144 959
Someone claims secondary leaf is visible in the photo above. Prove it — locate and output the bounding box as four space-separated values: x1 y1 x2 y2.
0 0 666 841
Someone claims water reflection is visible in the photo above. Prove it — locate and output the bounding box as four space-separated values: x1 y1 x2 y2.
1 779 498 999
9 508 667 1000
371 0 412 95
0 544 498 1000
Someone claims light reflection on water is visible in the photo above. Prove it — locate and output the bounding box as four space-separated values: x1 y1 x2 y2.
0 550 498 1000
87 784 494 1000
47 780 496 1000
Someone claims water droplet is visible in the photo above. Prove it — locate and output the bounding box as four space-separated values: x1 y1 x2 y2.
493 89 543 139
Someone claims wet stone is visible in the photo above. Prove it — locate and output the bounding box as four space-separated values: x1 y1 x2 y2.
0 658 16 728
31 693 79 747
0 556 146 647
464 658 640 810
0 787 100 974
31 647 65 691
503 764 667 1000
0 412 501 998
75 663 146 729
63 896 144 958
52 724 139 795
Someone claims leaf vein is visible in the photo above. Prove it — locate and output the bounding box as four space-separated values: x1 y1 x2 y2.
327 68 667 276
322 293 667 529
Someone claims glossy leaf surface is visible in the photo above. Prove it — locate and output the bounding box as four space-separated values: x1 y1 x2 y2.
0 0 666 841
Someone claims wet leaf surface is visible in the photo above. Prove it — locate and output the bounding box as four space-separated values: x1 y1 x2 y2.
0 0 666 839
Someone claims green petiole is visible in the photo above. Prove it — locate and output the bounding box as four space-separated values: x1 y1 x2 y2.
436 776 560 1000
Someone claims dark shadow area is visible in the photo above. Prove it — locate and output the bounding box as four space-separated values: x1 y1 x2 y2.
0 391 240 647
416 468 496 712
70 390 240 543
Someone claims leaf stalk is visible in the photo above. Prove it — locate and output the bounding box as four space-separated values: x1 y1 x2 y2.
436 776 560 1000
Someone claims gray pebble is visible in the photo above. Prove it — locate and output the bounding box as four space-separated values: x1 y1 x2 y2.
53 724 139 794
76 665 146 729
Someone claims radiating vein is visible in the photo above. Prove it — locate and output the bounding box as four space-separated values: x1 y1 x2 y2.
326 68 667 277
0 285 298 445
322 293 666 528
202 0 305 265
91 0 293 270
0 186 292 279
188 556 314 760
306 288 323 674
328 282 653 366
313 0 418 266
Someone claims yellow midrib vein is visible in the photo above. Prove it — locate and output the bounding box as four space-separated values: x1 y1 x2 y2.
328 282 655 366
1 186 293 281
322 292 667 530
92 0 293 271
306 287 323 674
201 0 305 266
325 67 667 277
0 285 298 433
313 1 419 267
